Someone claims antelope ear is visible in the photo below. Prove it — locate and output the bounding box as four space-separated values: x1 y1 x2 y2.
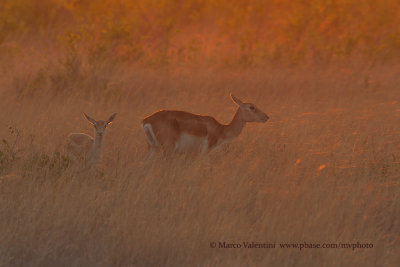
107 113 117 124
230 93 244 106
83 113 96 125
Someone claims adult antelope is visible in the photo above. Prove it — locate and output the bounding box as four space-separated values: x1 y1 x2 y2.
142 94 269 156
65 113 117 164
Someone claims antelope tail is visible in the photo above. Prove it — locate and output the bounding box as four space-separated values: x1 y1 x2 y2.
143 123 159 146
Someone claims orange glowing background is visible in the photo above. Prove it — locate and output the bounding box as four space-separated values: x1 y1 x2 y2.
0 1 399 266
1 0 400 66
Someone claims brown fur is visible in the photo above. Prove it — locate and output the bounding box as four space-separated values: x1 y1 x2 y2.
142 94 269 155
64 113 117 162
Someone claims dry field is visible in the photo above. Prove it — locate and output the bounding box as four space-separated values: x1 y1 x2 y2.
1 1 400 266
0 44 399 266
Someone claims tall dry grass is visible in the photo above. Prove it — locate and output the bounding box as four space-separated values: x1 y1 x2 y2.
1 1 400 265
0 41 399 266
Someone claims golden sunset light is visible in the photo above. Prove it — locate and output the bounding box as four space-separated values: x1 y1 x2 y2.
0 1 399 266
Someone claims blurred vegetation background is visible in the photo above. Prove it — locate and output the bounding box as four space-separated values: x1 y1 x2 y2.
1 2 399 266
1 0 399 66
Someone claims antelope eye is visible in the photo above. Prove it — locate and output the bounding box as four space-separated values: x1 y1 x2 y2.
249 105 255 111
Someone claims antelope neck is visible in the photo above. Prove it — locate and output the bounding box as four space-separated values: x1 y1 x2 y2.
92 132 103 161
221 108 246 140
